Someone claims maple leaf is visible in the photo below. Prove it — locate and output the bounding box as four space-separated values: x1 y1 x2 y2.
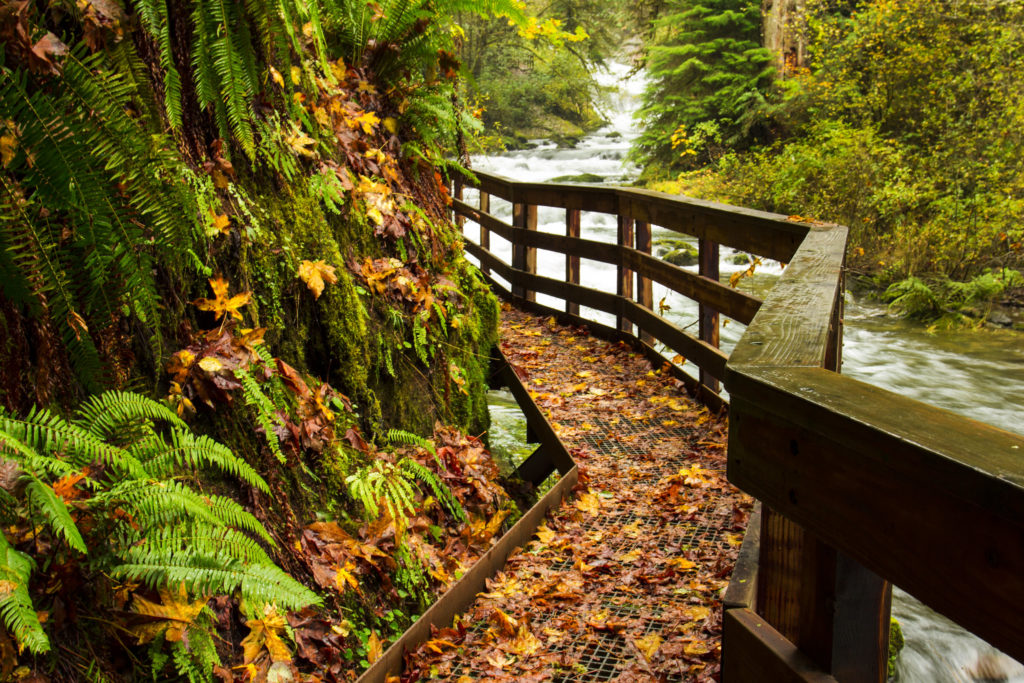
192 277 251 321
575 490 601 515
242 605 292 664
297 260 338 299
130 584 207 644
284 122 317 157
207 210 231 237
634 633 662 662
335 561 360 593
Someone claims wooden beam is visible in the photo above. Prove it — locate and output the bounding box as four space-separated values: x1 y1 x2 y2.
635 220 654 344
479 191 490 276
566 208 581 316
617 215 634 333
699 238 720 392
722 608 839 683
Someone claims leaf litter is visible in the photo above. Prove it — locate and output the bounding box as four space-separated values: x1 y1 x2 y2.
402 307 754 682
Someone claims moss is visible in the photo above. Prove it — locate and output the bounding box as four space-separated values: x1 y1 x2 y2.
888 617 904 679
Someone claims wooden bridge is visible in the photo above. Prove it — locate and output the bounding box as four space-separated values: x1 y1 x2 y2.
361 170 1024 682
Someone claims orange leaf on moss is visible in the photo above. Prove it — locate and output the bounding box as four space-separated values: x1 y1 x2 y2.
192 277 251 321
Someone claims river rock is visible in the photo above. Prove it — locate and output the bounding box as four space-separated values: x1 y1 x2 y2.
664 248 698 267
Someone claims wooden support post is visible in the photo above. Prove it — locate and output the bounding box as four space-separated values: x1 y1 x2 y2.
635 220 653 345
698 238 720 392
479 191 490 276
757 508 891 683
453 179 464 229
512 202 538 302
566 208 581 316
617 215 634 333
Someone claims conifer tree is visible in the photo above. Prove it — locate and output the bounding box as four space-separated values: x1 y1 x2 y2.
634 0 774 170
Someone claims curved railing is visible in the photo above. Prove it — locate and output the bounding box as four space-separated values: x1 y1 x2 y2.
452 168 1024 682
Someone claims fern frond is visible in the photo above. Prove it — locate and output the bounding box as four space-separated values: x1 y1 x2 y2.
24 478 87 553
136 429 269 494
399 458 465 522
0 535 48 654
236 368 287 464
76 390 187 441
113 548 319 610
386 428 435 454
0 408 144 478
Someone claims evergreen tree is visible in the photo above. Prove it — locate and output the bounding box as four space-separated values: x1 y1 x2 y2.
634 0 774 170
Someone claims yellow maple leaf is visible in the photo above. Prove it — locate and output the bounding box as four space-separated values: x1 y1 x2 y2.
335 561 360 593
242 605 292 664
575 490 601 515
208 211 231 237
634 633 662 662
383 117 398 134
284 123 317 157
356 80 377 95
297 259 338 299
269 65 284 87
130 584 207 644
192 277 251 321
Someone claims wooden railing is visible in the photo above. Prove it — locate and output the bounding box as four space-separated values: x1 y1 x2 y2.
452 169 1024 682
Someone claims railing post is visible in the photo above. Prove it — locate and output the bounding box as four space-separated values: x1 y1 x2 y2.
453 178 464 230
635 221 653 345
566 208 581 316
512 202 537 302
617 215 634 334
479 191 490 276
698 238 720 392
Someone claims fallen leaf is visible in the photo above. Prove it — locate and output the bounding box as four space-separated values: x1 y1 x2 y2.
130 584 207 644
634 633 662 662
192 277 251 321
297 259 338 299
242 605 292 664
366 632 383 664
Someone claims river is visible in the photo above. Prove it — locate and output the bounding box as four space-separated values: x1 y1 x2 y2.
465 62 1024 682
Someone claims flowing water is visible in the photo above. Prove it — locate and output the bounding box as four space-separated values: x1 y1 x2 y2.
465 62 1024 682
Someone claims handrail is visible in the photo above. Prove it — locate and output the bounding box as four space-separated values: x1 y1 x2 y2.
453 168 1024 682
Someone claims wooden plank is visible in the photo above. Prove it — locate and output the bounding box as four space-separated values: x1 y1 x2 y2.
567 208 581 316
722 608 839 683
728 226 848 369
726 368 1024 663
511 202 527 299
699 238 720 392
724 503 761 610
635 221 654 344
479 191 490 275
624 301 728 380
617 215 634 333
453 179 464 229
623 250 762 325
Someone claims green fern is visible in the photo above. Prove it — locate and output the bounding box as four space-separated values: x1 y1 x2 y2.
0 391 320 657
399 458 465 523
235 367 288 464
0 535 47 654
386 428 435 455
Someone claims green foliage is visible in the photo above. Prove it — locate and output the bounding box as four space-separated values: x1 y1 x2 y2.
686 0 1024 286
0 52 205 388
235 367 288 464
634 0 774 169
0 391 319 659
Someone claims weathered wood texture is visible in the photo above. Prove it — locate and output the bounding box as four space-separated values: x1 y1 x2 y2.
722 608 839 683
699 238 720 392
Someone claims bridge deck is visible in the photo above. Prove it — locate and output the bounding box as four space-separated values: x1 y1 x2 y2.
405 307 753 682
